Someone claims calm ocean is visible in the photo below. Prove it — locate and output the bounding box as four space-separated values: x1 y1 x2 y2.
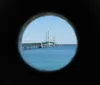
20 45 77 71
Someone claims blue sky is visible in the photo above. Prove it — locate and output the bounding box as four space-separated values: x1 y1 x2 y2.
22 15 77 44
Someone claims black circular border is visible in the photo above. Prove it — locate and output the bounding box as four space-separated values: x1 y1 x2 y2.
17 12 79 73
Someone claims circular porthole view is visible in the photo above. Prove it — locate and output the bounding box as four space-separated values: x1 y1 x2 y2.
18 12 78 72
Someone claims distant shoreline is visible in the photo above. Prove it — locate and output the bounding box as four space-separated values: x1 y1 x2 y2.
22 43 77 45
22 43 77 47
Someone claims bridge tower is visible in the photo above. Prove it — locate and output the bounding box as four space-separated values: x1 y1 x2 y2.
53 36 56 46
46 32 47 46
46 28 50 47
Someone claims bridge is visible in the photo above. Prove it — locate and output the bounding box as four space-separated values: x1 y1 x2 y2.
22 28 57 50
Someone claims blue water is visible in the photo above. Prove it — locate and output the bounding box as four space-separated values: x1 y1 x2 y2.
20 45 77 71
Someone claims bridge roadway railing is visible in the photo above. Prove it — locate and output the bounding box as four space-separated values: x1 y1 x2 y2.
22 42 55 50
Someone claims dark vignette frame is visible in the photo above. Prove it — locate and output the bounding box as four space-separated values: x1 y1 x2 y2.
17 12 79 73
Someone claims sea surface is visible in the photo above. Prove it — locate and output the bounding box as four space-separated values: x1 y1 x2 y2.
20 45 77 71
